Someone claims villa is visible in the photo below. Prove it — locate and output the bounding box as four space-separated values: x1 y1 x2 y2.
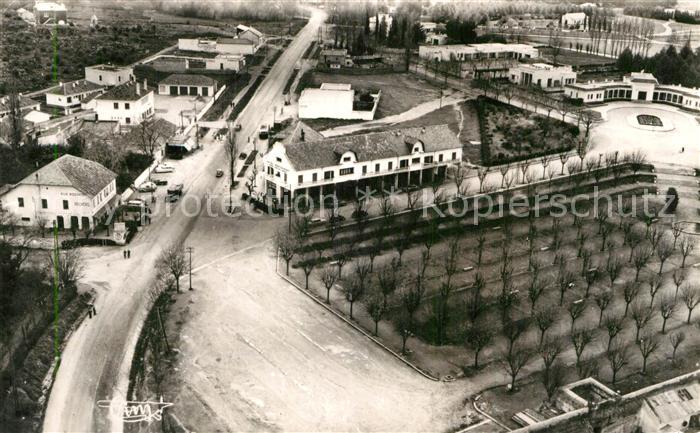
509 63 577 89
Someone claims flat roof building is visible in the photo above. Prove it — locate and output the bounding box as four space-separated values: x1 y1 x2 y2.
157 74 218 97
85 64 134 87
509 63 577 89
93 80 154 125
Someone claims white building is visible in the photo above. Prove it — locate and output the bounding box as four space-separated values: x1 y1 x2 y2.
418 43 539 62
262 124 462 202
23 110 51 125
236 24 263 46
561 12 587 29
178 36 260 56
93 80 155 125
205 54 245 72
158 74 218 97
425 33 448 46
0 154 117 231
85 64 134 87
45 80 105 115
509 63 577 89
564 71 700 111
33 1 67 24
298 83 380 121
0 94 41 118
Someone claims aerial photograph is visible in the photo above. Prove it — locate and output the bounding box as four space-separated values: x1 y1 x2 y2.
1 0 700 432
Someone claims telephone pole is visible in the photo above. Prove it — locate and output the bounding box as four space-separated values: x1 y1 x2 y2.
186 246 194 291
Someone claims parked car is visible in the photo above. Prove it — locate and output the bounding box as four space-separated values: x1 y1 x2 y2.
165 194 179 203
127 199 145 207
328 214 346 224
234 123 242 131
259 124 269 139
215 169 224 178
154 163 175 173
152 178 168 186
138 181 157 193
167 183 184 196
239 152 247 160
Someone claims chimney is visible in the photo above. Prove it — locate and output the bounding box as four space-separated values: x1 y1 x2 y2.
300 129 305 141
136 82 141 96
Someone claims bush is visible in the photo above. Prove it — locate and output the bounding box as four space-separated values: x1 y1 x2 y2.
61 238 117 249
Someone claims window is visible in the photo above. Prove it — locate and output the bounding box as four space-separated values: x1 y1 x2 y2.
41 199 47 209
63 200 69 210
438 153 443 162
375 163 380 172
399 159 408 168
21 217 30 222
339 168 354 176
17 197 24 207
452 152 457 160
125 103 130 110
125 117 131 124
67 96 72 103
388 161 393 170
324 171 334 180
298 175 303 183
411 157 420 164
284 174 287 182
312 173 318 182
113 102 119 109
424 156 433 164
99 74 103 81
362 165 367 174
276 157 282 163
343 156 351 162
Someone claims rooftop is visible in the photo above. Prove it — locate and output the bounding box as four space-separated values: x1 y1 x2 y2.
0 95 40 113
96 81 152 101
217 37 253 45
159 74 217 87
86 64 132 72
49 79 103 96
279 121 324 146
15 154 116 197
283 124 461 171
320 83 352 91
236 24 262 38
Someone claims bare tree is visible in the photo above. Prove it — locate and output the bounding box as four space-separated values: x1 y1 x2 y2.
632 245 652 281
157 243 188 293
655 239 674 275
682 285 700 324
571 327 595 375
320 265 337 303
48 249 85 299
299 251 319 289
343 259 371 319
606 342 629 385
658 296 677 334
647 274 663 308
669 331 686 363
465 324 492 369
225 128 239 207
401 275 425 330
503 343 532 392
568 300 587 332
333 240 355 279
594 290 613 326
535 308 557 346
637 331 659 375
603 313 625 351
679 235 695 268
622 282 639 318
364 288 385 336
605 256 622 286
274 229 299 276
631 301 653 342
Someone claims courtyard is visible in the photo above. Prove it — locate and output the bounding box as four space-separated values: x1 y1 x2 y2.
590 102 700 167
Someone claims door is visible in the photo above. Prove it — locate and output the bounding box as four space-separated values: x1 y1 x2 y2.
638 91 647 100
202 87 209 97
56 216 64 230
169 86 177 96
70 216 79 229
81 216 90 229
179 86 188 95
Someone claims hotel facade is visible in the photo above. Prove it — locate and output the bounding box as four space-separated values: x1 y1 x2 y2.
262 124 463 203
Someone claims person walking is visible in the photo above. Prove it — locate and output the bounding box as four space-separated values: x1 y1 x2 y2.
92 304 97 316
127 250 131 259
123 250 127 259
87 304 93 319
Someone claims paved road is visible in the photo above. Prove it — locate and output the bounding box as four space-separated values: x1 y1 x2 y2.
42 9 326 433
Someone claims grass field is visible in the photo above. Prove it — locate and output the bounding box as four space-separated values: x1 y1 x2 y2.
539 47 616 66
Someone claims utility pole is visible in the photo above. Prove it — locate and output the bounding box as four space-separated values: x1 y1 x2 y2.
186 246 194 291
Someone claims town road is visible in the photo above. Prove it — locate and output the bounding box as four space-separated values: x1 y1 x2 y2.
42 8 326 433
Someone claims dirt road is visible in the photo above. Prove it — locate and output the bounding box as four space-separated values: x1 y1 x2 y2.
42 9 326 433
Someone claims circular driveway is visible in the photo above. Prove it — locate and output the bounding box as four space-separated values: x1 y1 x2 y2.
590 102 700 168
